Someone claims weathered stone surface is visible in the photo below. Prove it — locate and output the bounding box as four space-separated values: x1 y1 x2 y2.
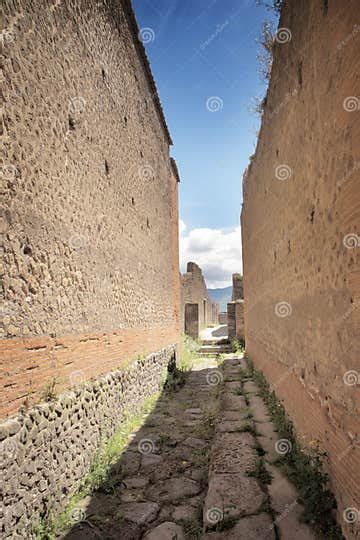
221 393 247 411
204 513 276 539
183 437 207 450
120 501 159 525
210 432 257 474
203 474 265 524
172 504 198 521
144 521 185 540
267 465 316 539
146 478 201 503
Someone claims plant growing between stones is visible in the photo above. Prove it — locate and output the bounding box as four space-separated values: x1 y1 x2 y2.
246 357 345 539
31 394 160 538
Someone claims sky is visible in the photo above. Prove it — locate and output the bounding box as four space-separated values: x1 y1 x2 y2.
133 0 278 288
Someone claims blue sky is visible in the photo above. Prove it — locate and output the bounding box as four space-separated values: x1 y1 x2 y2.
133 0 278 287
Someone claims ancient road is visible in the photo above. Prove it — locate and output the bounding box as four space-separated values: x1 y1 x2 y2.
63 351 317 539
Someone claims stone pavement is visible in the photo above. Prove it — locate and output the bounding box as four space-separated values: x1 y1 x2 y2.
63 355 319 539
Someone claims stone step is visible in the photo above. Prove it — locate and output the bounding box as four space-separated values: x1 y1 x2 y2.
200 346 232 354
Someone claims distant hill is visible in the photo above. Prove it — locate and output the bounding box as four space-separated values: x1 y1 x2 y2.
208 286 232 311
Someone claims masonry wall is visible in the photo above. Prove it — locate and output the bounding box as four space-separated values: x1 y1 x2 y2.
181 262 219 332
1 0 181 418
231 273 243 301
1 346 176 537
241 1 360 537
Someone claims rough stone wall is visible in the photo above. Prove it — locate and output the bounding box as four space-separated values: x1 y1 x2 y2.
0 346 176 537
227 300 244 341
231 273 244 301
218 312 227 325
1 0 181 417
241 1 360 537
181 262 219 332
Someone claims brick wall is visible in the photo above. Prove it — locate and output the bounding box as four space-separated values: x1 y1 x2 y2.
1 0 181 419
241 1 360 537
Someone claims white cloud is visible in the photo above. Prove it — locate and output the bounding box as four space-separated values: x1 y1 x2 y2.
180 220 242 288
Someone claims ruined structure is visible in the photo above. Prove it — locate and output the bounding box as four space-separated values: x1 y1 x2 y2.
181 262 219 338
227 274 244 340
1 0 180 534
241 1 360 536
231 273 243 301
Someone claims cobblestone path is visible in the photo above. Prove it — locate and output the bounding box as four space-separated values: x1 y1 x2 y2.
64 355 318 540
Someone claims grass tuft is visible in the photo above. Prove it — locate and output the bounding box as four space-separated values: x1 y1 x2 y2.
246 357 344 539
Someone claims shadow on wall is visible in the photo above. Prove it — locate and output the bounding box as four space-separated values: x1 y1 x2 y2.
59 366 218 540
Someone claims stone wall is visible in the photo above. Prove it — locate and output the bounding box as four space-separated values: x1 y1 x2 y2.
181 262 219 332
1 0 181 417
0 346 176 537
227 301 244 341
241 0 360 537
231 274 243 301
218 312 227 325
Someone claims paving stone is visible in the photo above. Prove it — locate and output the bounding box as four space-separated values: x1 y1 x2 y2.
144 521 185 540
216 419 250 433
146 477 201 503
203 473 266 525
203 513 276 539
267 464 317 539
183 437 207 450
119 501 159 525
210 432 257 474
185 408 202 414
221 393 247 411
141 454 163 470
248 395 271 423
243 381 260 394
123 477 150 489
172 504 199 521
120 452 141 475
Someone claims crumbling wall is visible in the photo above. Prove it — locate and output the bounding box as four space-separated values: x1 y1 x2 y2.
241 0 360 537
231 273 244 301
181 262 219 332
227 300 244 341
1 0 181 417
